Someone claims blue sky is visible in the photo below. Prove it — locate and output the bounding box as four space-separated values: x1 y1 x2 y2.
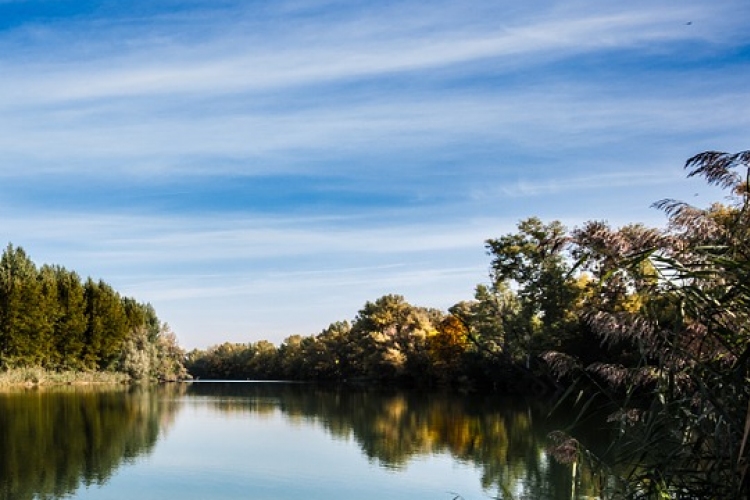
1 0 748 349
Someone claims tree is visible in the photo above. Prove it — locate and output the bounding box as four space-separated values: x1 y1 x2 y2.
309 321 351 380
278 335 312 380
485 218 581 365
462 283 522 360
0 245 48 367
83 279 130 370
45 266 88 370
119 325 155 381
152 323 188 381
349 295 437 382
427 314 469 384
246 340 278 378
0 246 186 379
545 150 750 498
570 221 663 314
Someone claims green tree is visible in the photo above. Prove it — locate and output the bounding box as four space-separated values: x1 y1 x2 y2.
83 279 130 370
0 245 48 367
309 321 351 380
459 283 522 360
0 246 185 379
246 340 278 378
52 266 88 370
485 218 581 365
201 342 252 379
278 335 311 380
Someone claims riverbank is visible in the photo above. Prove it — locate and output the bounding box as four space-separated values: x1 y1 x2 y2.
0 367 131 387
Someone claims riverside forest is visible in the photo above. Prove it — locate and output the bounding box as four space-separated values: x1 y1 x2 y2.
1 150 749 498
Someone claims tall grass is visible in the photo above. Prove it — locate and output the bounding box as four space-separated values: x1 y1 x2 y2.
0 367 130 387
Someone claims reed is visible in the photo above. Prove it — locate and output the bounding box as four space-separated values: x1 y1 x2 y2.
0 367 130 387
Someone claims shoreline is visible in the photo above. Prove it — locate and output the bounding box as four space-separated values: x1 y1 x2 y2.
0 367 131 388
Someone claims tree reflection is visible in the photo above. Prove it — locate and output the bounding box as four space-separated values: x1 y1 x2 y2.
0 385 182 500
188 383 609 499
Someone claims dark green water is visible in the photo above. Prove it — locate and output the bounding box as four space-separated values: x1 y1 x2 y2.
0 382 609 499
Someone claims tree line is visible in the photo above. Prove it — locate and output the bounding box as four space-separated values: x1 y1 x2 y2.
0 245 187 381
183 214 661 391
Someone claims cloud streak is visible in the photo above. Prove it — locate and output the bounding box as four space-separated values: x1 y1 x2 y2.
0 1 738 105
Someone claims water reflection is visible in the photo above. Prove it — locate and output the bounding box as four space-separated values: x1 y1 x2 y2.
0 383 608 500
187 383 607 499
0 385 182 500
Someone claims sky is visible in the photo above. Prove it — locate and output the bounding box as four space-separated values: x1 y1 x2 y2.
1 0 748 349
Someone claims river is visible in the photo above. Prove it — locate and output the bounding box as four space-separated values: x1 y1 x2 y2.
0 382 612 499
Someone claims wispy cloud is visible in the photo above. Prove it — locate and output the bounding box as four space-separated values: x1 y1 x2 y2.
1 82 747 180
477 171 679 200
0 1 745 181
0 2 735 105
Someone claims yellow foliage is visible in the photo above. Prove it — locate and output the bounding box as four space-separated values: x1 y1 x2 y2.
620 293 643 313
428 315 468 368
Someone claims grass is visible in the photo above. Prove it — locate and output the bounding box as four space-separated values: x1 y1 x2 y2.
0 366 130 387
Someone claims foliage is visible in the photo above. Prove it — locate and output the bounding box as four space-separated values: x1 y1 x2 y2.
188 296 468 387
187 287 562 392
0 245 188 382
544 150 750 498
0 246 49 367
483 218 586 368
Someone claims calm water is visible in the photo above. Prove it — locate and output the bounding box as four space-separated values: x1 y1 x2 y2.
0 382 609 500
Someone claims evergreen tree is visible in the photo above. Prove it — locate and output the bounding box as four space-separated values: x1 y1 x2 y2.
83 279 131 370
0 245 47 367
51 267 89 370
